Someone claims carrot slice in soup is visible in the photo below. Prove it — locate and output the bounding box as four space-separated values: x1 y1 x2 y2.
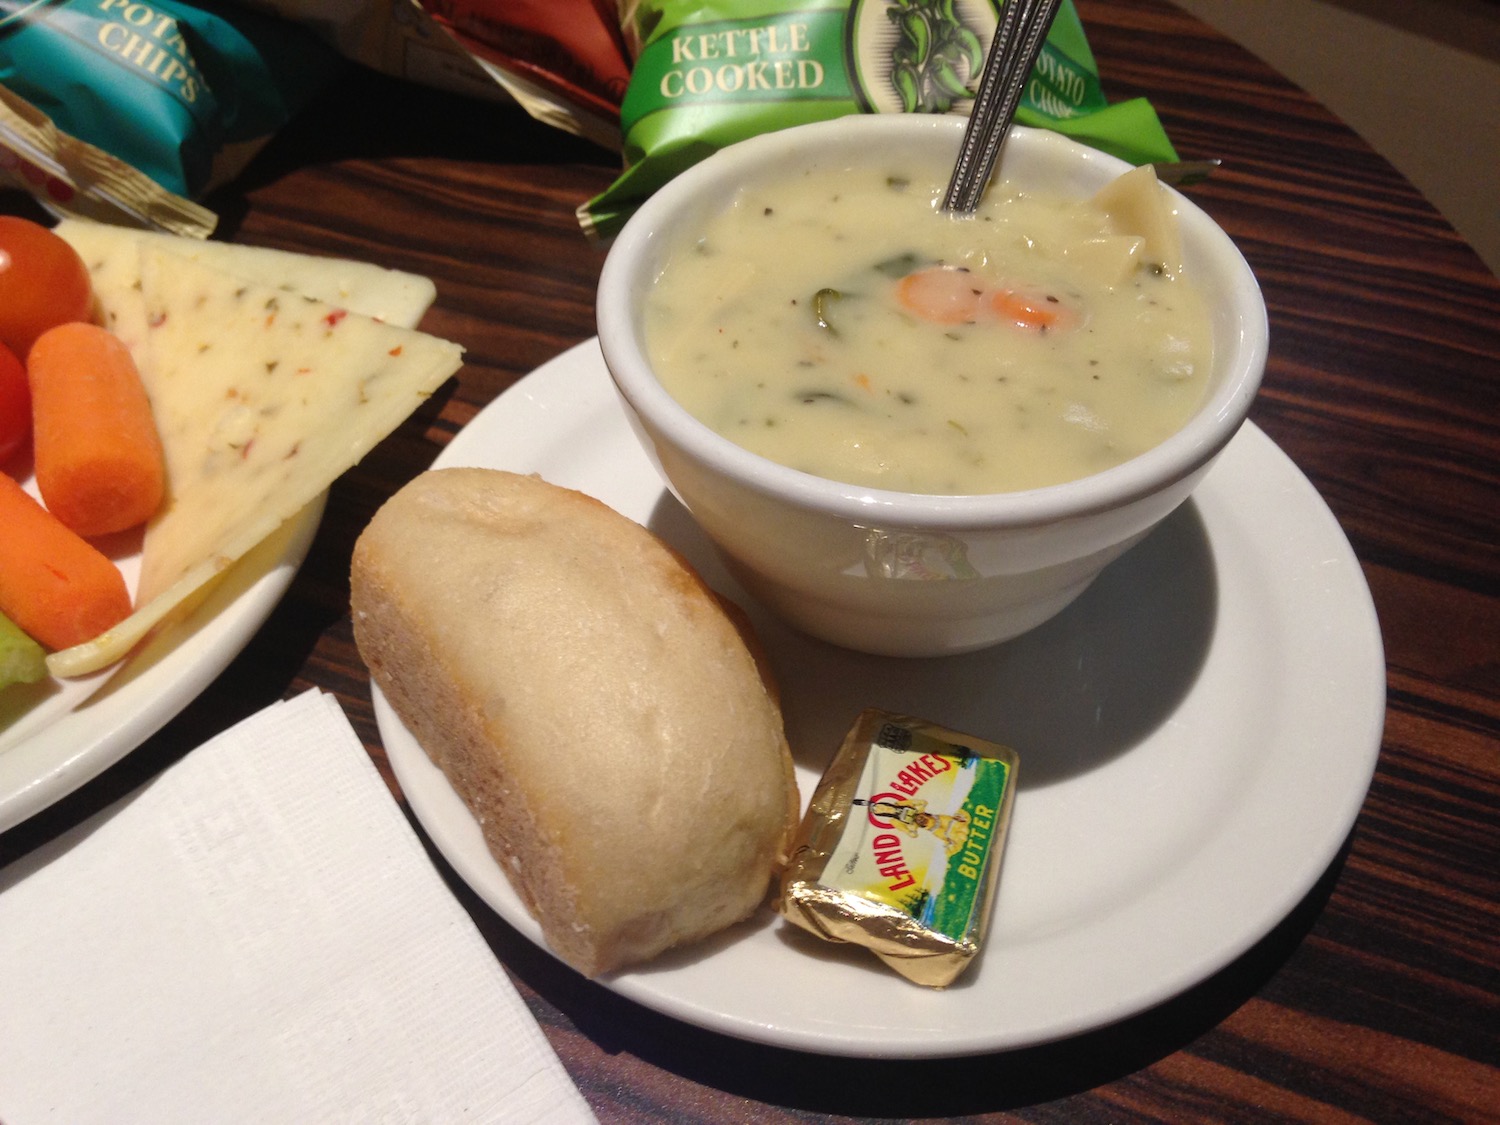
896 265 986 325
991 288 1075 332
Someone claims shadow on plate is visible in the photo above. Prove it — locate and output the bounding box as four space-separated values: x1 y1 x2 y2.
647 493 1219 788
0 677 63 737
452 826 1349 1118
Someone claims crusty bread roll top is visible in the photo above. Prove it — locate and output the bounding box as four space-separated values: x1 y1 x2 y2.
351 468 799 976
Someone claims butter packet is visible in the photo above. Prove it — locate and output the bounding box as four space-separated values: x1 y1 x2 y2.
778 708 1018 987
580 0 1178 239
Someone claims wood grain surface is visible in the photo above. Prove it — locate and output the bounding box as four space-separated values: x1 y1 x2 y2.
2 0 1496 1120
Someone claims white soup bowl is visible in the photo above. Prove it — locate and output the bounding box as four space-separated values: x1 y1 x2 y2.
597 115 1266 657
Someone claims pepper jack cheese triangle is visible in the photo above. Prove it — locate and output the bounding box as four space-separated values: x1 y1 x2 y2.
55 218 440 336
45 247 463 677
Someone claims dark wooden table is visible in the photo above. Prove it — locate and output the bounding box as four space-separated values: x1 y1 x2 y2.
3 0 1496 1119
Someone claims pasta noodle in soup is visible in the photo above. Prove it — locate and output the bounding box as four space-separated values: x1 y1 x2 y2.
643 160 1214 494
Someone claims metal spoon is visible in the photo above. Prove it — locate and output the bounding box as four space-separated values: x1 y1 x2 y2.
1153 159 1222 187
942 0 1064 214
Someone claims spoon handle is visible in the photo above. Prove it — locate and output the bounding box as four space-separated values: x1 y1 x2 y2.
942 0 1064 214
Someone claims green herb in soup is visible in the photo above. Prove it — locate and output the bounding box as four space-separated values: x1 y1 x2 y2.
643 162 1213 494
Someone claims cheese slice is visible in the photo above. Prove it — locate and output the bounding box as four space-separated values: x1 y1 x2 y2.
45 247 463 677
54 218 438 339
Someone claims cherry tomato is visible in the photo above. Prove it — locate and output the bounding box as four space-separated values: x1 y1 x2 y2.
0 341 29 465
0 216 93 360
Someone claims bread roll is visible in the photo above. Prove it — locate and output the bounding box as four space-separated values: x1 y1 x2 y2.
351 468 799 976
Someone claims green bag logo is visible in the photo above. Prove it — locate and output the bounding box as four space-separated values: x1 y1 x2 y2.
849 0 997 114
623 10 855 128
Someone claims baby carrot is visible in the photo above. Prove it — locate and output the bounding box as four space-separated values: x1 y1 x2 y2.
0 473 132 652
28 322 166 538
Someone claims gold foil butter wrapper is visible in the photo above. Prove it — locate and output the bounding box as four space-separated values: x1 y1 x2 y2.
777 709 1019 988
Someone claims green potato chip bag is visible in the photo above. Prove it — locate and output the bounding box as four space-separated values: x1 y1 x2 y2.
580 0 1177 239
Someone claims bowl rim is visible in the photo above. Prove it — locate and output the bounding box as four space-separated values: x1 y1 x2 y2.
597 115 1268 531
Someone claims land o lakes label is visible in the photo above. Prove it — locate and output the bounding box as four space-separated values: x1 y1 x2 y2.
778 708 1019 987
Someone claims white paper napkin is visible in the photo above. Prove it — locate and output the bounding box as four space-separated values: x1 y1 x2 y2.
0 689 596 1125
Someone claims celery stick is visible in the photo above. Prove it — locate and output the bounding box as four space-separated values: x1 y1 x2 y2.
1 610 47 691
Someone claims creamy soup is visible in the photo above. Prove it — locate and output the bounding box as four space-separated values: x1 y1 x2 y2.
643 159 1214 494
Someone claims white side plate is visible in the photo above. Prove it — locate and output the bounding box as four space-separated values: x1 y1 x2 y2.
0 493 324 833
377 339 1386 1058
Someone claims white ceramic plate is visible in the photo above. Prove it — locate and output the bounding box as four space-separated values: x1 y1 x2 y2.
376 339 1386 1058
0 488 324 833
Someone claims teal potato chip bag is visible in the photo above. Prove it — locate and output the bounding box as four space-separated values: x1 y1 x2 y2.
0 0 337 227
581 0 1177 239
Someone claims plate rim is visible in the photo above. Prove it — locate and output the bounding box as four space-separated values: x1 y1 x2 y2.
0 495 325 834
